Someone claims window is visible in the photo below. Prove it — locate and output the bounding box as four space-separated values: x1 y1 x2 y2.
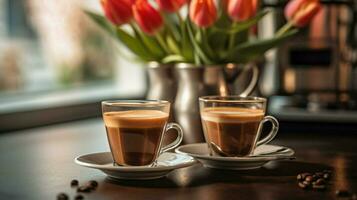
0 0 146 132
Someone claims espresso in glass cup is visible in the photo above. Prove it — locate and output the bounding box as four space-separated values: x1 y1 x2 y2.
199 96 279 157
102 100 183 166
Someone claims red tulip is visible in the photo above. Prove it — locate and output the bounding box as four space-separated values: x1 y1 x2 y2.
133 0 163 35
189 0 217 28
227 0 258 22
156 0 187 12
100 0 134 26
284 0 321 27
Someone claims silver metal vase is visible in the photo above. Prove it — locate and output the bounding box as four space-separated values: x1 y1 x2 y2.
146 62 177 102
174 63 259 144
146 62 177 146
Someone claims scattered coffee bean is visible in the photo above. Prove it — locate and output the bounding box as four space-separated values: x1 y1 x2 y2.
57 193 69 200
88 180 98 188
302 180 311 186
303 173 311 179
336 189 351 197
298 182 310 190
305 176 313 182
296 170 333 192
75 194 84 200
71 179 79 187
77 186 92 193
297 174 304 181
323 173 330 180
297 173 311 181
313 178 326 186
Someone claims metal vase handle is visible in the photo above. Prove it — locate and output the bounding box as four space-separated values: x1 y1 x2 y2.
226 63 259 97
238 63 259 97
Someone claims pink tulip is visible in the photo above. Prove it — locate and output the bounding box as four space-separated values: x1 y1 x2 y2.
101 0 134 26
227 0 258 22
156 0 187 12
284 0 321 27
189 0 217 28
133 0 163 35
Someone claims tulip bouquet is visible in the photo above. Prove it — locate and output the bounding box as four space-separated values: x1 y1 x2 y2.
87 0 321 65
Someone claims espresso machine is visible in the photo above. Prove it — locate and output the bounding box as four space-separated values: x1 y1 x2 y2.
260 0 357 123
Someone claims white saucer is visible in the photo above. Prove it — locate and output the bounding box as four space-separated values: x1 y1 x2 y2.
75 152 196 180
175 143 295 170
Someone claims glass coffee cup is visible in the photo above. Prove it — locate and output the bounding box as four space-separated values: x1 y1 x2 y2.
102 100 183 166
199 96 279 157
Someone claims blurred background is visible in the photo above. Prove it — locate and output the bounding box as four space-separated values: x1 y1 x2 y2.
0 0 146 132
0 0 356 133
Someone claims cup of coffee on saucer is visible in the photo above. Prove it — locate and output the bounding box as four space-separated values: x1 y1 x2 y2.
175 96 294 170
74 100 196 180
199 96 279 157
102 100 184 166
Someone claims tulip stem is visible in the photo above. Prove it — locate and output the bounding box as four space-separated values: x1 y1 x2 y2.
176 12 184 24
228 23 237 50
276 21 294 37
155 33 170 53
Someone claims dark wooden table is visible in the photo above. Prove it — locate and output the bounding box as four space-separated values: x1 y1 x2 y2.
0 118 356 200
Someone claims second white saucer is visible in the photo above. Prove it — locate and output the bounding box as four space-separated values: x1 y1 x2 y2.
175 143 295 170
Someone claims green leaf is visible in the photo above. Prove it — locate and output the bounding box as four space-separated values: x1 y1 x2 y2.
116 28 155 61
226 29 299 63
186 20 214 64
233 29 249 46
85 10 115 36
162 54 186 63
213 10 269 34
198 28 216 61
166 34 181 55
85 10 156 61
162 13 181 42
181 20 194 62
207 30 228 59
132 26 165 59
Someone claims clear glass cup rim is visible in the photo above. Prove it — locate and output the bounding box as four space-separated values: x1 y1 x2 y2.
199 96 266 103
102 100 170 107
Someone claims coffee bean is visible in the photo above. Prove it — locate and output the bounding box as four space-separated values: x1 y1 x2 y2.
88 180 98 188
298 182 310 190
75 194 84 200
77 186 92 193
323 173 330 180
313 184 326 191
71 179 79 187
297 174 304 181
305 176 313 182
57 193 69 200
313 178 326 186
297 173 311 181
303 180 311 186
336 189 351 197
323 170 332 174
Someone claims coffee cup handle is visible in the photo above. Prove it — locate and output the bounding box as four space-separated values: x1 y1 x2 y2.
160 123 184 153
256 116 279 146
